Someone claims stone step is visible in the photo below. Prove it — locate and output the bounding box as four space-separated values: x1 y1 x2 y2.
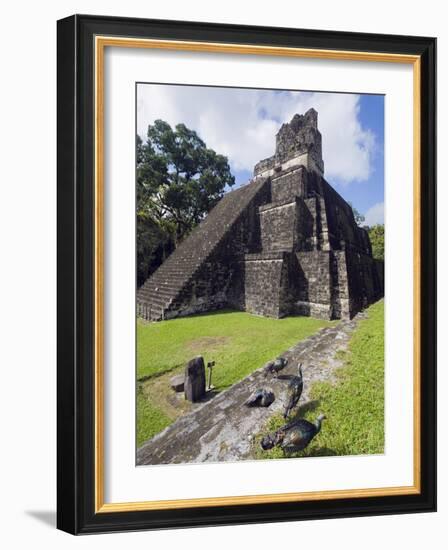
145 274 191 286
143 267 199 285
159 265 202 275
142 285 183 294
137 307 164 319
145 292 184 308
137 298 166 310
137 306 164 320
138 287 178 301
137 295 173 309
137 298 164 310
141 274 185 286
150 261 198 271
154 262 198 271
164 253 202 262
139 281 184 293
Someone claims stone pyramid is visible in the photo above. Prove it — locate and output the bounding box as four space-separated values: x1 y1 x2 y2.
137 109 383 321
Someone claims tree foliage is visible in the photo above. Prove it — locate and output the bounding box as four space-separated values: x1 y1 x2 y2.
348 202 383 261
368 224 385 261
136 120 235 286
136 216 174 288
349 203 365 227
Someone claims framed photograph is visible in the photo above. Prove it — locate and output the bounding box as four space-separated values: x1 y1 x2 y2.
57 14 436 534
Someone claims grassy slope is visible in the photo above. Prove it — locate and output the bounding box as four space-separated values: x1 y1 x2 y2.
137 310 331 446
137 389 172 448
255 300 384 459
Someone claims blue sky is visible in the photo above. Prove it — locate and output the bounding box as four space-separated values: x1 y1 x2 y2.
137 84 384 226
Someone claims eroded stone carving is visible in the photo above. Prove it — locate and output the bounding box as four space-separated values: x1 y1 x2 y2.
184 356 206 402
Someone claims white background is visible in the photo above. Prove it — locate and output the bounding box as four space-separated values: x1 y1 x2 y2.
0 0 444 548
105 48 414 502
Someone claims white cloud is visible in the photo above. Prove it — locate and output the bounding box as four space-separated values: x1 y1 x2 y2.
137 85 377 185
364 202 384 226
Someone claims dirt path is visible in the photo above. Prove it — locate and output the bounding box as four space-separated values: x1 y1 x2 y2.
137 313 365 465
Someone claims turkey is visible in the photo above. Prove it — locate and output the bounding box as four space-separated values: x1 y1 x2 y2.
264 357 288 378
260 414 326 453
283 363 303 419
245 388 275 408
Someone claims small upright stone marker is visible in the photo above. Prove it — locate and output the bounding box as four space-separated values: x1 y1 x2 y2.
184 356 206 402
169 374 184 393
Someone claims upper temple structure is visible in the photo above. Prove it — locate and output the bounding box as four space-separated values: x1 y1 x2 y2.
137 109 384 322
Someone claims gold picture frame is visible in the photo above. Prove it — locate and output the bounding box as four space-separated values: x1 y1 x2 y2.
57 14 436 534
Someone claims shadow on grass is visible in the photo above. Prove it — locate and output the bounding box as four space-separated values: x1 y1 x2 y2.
304 446 339 457
161 308 241 322
293 399 321 418
282 446 339 458
138 362 184 383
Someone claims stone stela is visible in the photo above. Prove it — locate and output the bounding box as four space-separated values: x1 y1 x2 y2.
184 356 206 402
137 109 384 322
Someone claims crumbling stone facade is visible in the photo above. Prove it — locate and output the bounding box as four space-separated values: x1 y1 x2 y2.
137 109 384 322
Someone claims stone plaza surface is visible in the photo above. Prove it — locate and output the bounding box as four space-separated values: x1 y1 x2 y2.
137 109 383 322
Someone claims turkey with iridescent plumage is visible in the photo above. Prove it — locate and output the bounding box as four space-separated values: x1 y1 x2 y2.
283 363 303 419
261 414 326 453
245 388 275 407
263 357 288 378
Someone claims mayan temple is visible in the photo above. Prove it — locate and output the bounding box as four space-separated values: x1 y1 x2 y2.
137 108 384 322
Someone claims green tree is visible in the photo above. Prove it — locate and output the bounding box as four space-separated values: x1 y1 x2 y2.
368 224 385 261
136 120 235 285
136 216 175 287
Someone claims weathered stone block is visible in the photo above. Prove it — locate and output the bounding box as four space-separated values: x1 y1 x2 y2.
170 374 184 393
184 356 206 402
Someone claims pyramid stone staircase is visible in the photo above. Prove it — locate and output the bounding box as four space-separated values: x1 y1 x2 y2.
137 176 270 321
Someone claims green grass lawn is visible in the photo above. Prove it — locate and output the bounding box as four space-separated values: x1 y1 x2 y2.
255 299 384 459
137 309 332 446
